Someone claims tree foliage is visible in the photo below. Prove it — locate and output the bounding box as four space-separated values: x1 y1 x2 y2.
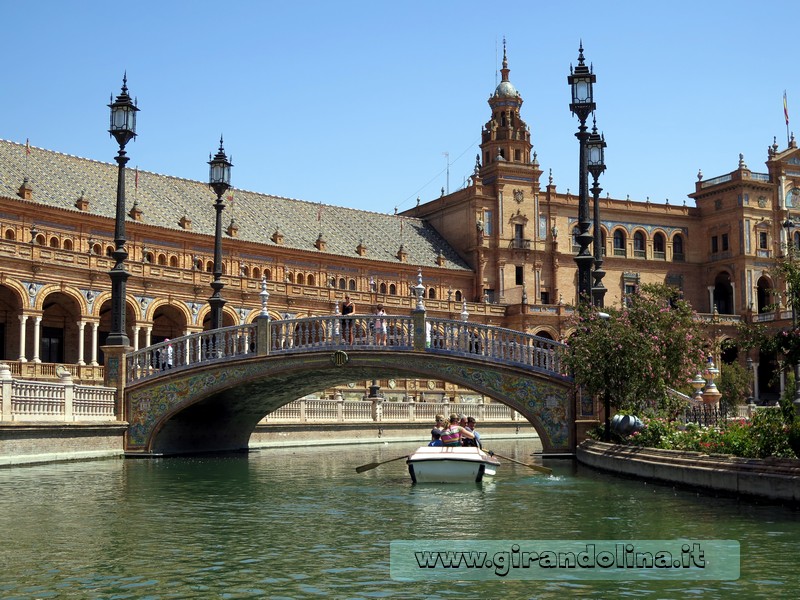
562 284 707 417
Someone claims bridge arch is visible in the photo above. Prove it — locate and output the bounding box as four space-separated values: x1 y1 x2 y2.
126 351 572 456
123 316 574 456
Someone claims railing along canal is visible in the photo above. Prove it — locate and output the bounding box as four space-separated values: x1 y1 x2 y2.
125 315 567 384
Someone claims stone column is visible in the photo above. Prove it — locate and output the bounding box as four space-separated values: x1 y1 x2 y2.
707 286 715 313
77 321 86 366
144 326 152 348
90 322 99 366
1 363 12 422
32 316 42 363
18 314 28 362
132 325 140 352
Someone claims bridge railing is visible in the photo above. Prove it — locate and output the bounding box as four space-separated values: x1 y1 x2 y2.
125 314 568 384
262 399 521 423
268 315 414 353
126 324 257 383
425 318 566 376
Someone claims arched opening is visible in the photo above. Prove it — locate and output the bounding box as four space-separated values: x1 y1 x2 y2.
389 284 397 295
151 303 189 343
534 330 554 341
307 274 315 287
338 278 346 290
673 234 685 261
756 275 773 313
757 347 781 405
205 260 213 273
653 232 666 259
63 239 73 251
428 288 436 300
252 267 261 280
4 229 15 240
97 298 137 364
379 283 387 294
39 291 83 363
169 255 178 267
455 290 462 302
296 273 305 285
633 231 646 257
613 229 626 256
0 284 24 360
713 271 734 314
49 236 59 249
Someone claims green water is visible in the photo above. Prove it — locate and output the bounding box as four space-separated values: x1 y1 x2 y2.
0 441 798 599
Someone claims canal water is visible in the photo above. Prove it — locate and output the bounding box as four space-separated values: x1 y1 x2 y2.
0 439 798 599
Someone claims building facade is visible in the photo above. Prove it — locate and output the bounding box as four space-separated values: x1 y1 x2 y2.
2 51 800 402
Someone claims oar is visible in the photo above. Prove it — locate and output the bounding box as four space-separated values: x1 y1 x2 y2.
355 454 410 474
488 451 552 475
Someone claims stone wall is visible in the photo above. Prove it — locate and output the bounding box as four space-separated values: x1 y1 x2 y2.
0 423 127 467
577 440 800 504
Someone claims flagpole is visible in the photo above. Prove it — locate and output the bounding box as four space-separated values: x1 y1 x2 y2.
785 91 790 147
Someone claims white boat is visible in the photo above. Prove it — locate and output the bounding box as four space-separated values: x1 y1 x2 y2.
406 446 501 483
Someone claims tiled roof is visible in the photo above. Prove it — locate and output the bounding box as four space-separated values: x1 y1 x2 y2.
0 139 471 271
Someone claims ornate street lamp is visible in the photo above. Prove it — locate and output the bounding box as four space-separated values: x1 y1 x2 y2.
587 118 607 307
568 42 596 304
107 75 139 347
208 137 233 330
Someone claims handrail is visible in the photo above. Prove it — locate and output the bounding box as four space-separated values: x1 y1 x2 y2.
125 315 570 385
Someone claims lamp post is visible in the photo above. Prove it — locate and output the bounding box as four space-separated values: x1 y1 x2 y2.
587 118 606 307
106 75 139 347
568 42 596 304
208 137 233 330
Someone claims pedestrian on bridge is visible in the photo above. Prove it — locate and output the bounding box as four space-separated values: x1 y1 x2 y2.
342 295 355 344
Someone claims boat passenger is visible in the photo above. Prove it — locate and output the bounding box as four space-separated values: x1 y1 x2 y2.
463 416 481 448
428 429 443 447
439 413 475 447
433 414 446 432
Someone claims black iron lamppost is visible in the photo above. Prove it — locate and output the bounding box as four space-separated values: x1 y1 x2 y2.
208 137 233 330
568 43 596 304
107 75 139 347
587 118 607 307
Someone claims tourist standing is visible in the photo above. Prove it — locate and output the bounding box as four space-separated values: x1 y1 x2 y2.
374 304 388 345
341 295 355 344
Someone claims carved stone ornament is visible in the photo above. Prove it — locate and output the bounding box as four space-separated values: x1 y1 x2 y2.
513 189 524 203
758 196 768 208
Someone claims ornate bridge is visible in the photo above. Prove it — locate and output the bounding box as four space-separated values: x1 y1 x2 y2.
122 312 576 456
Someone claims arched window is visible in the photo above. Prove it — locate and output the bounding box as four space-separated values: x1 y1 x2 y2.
62 239 73 251
633 231 646 257
339 278 346 290
653 232 666 259
4 229 14 240
205 260 213 272
241 266 250 278
286 272 294 284
296 273 305 285
264 268 272 281
169 255 178 267
379 282 387 294
673 234 685 261
455 290 462 302
307 274 315 286
49 236 59 248
158 253 167 266
348 279 356 291
794 231 800 250
613 230 626 256
105 245 114 257
252 267 261 280
428 287 436 299
389 284 397 295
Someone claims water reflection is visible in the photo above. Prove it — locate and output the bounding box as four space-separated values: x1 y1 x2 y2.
0 441 798 598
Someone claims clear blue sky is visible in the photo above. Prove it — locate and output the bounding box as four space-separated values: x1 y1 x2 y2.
3 1 798 214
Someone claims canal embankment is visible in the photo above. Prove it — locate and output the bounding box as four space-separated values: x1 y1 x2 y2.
0 422 539 466
577 439 800 504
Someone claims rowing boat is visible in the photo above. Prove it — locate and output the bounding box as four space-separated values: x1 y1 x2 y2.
406 446 500 483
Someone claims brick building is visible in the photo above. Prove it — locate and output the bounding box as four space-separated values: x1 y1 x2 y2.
2 50 800 401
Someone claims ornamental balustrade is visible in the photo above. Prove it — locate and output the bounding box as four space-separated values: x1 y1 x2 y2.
262 399 520 423
125 315 567 385
0 363 116 422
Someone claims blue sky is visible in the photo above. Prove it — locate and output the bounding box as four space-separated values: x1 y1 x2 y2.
3 1 798 215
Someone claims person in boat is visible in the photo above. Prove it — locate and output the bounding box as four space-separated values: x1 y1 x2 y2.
428 429 443 447
433 414 446 432
439 413 475 447
463 416 481 449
